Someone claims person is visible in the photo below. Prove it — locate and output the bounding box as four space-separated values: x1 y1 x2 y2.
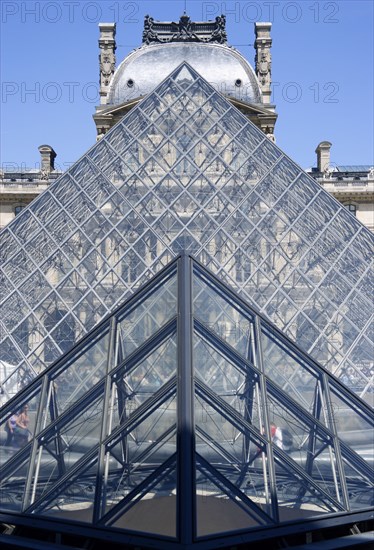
270 422 284 450
14 404 30 446
4 411 18 447
270 422 294 451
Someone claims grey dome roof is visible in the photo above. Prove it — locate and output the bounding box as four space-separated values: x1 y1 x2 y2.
107 42 262 105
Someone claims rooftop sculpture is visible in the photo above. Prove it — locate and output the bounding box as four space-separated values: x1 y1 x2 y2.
142 13 227 44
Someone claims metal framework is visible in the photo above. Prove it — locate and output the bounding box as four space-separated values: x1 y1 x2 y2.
0 255 373 547
0 64 373 406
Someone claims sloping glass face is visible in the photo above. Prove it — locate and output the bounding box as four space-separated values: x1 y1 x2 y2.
0 62 373 408
0 261 178 538
0 256 372 545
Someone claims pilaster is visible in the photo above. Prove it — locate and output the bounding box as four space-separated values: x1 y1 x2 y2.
99 23 116 105
254 22 272 106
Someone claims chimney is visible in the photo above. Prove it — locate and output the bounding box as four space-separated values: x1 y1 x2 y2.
315 141 332 172
254 22 272 105
99 23 116 105
38 145 56 172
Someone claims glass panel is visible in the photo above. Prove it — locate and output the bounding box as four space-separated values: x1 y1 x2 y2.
118 335 177 419
0 451 32 512
194 335 259 426
0 271 15 305
341 454 374 511
117 272 177 359
51 328 110 415
32 456 97 523
195 394 247 461
0 361 24 406
274 457 339 520
111 465 177 538
102 399 176 521
31 396 103 506
124 393 176 453
194 385 268 513
9 210 42 243
0 293 31 335
0 386 43 462
193 272 253 357
196 457 265 537
266 392 342 503
326 382 373 461
2 252 36 288
261 327 318 412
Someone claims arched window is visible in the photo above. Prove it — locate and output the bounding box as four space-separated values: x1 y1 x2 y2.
14 205 26 216
344 203 357 216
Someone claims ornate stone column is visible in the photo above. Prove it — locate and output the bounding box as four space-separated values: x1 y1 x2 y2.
254 22 272 106
99 23 116 105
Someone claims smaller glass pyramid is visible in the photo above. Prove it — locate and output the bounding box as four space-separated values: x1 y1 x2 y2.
0 255 372 546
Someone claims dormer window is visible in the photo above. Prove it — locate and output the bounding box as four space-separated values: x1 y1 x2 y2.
345 204 357 216
14 205 25 216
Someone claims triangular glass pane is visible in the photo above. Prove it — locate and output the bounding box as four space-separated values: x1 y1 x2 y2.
173 63 196 81
101 419 176 521
340 454 374 511
0 450 33 512
109 465 177 538
273 457 340 521
325 381 373 462
117 391 176 452
196 455 269 537
266 392 342 504
119 337 177 416
117 271 177 360
0 385 43 465
194 336 246 401
51 328 110 415
194 368 273 522
261 327 318 412
193 269 253 357
310 445 345 505
194 335 260 432
195 394 251 463
31 454 98 523
195 421 274 514
25 396 103 512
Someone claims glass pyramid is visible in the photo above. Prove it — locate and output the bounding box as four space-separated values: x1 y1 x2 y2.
0 255 372 546
0 63 373 405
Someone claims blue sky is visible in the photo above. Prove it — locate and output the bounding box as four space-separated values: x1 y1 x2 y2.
1 0 373 172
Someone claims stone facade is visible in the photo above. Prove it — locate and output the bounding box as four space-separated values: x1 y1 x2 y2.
0 146 62 230
307 143 374 232
254 22 272 106
98 23 116 105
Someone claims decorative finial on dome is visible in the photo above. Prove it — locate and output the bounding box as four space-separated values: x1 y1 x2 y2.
142 14 227 44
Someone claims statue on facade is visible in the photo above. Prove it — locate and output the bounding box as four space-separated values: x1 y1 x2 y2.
178 13 192 35
257 51 271 86
143 15 159 44
210 15 227 44
100 51 116 86
40 169 50 181
171 14 198 41
142 13 227 44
